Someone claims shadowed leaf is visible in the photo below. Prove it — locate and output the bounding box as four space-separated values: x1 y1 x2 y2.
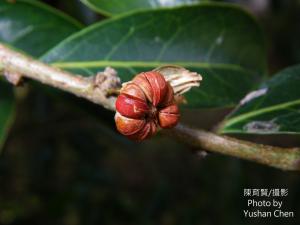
219 65 300 134
80 0 207 16
42 4 266 108
0 0 82 150
0 0 82 57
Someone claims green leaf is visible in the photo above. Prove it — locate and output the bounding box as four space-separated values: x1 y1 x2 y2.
80 0 207 16
42 4 266 108
0 0 82 150
0 0 82 57
219 65 300 134
0 80 15 150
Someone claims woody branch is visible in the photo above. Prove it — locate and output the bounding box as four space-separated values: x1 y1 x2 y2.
1 44 300 171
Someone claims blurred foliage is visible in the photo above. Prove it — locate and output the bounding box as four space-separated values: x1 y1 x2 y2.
0 0 82 154
0 81 15 150
0 86 300 225
0 0 300 225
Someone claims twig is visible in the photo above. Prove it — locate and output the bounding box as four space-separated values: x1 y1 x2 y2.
1 44 300 171
167 124 300 171
0 44 120 110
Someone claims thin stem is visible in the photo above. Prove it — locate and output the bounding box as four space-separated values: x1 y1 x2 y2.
167 124 300 171
1 44 300 171
0 44 118 110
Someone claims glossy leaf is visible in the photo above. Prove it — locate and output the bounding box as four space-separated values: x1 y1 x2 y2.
42 4 266 108
219 65 300 134
0 0 82 150
80 0 207 16
0 0 82 57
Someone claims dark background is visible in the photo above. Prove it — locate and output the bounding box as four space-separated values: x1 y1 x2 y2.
1 0 300 224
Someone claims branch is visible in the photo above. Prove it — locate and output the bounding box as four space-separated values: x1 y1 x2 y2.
0 44 119 111
167 125 300 171
1 44 300 171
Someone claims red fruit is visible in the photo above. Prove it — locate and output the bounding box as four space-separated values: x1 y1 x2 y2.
115 94 149 119
127 120 157 140
121 83 146 102
115 113 146 136
115 71 180 141
143 71 168 106
158 104 180 128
